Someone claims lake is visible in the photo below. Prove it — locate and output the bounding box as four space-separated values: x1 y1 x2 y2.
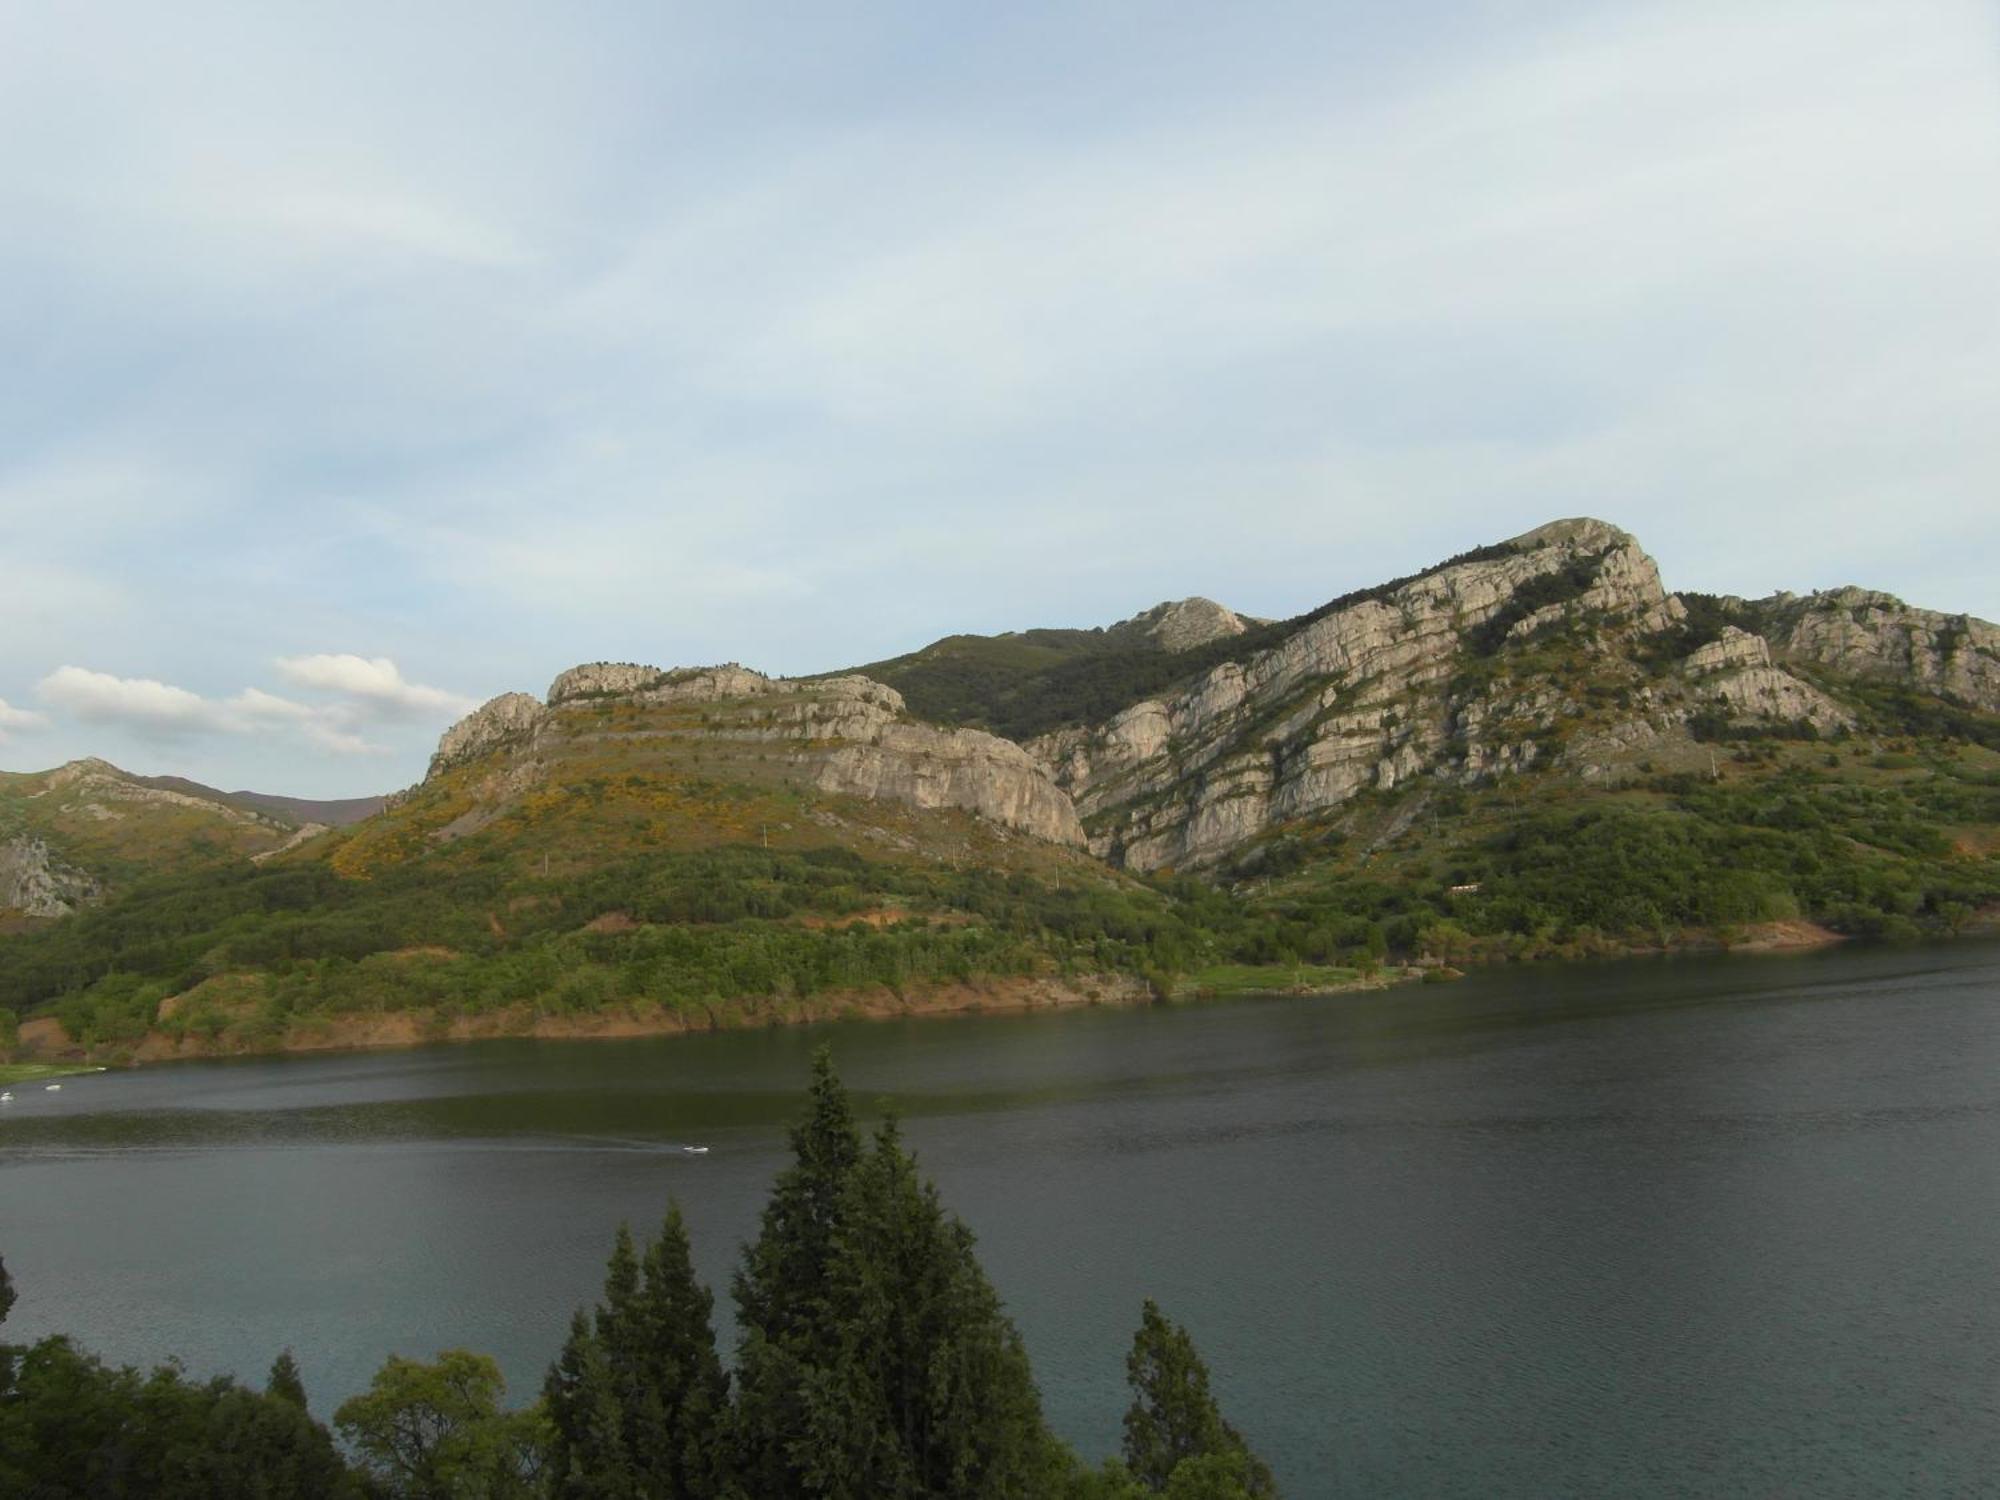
4 941 1997 1495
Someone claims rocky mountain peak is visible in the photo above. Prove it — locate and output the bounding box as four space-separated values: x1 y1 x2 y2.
1505 516 1636 552
429 692 546 779
1116 598 1252 653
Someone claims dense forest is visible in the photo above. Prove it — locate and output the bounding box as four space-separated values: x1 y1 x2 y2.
0 1056 1276 1498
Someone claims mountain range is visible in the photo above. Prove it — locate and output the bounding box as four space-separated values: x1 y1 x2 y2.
4 517 1996 1063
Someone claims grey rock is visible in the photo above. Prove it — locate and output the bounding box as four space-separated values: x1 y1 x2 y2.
0 836 99 918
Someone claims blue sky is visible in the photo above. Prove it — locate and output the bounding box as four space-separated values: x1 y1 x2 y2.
2 0 1996 796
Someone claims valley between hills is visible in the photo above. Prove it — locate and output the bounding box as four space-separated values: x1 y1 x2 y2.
4 516 1998 1068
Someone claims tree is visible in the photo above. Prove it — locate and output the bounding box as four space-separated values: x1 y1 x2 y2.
547 1204 732 1498
335 1349 549 1500
733 1052 1069 1497
1 1253 14 1328
544 1310 629 1498
268 1348 309 1410
731 1046 864 1495
0 1334 359 1498
806 1115 1069 1496
1121 1301 1273 1497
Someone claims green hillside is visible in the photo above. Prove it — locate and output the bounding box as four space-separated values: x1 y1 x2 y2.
5 524 1999 1067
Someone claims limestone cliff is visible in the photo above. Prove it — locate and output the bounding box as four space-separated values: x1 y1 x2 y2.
1679 627 1852 733
1024 518 1822 871
425 665 1084 846
428 693 546 778
1744 588 2000 713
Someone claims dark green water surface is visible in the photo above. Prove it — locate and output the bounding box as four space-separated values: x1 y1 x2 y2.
4 942 1997 1495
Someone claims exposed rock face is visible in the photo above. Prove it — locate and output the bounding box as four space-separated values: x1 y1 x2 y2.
815 721 1084 845
424 665 1084 846
430 693 546 778
1030 519 1688 870
1681 627 1851 732
1682 626 1771 677
1750 589 2000 712
0 836 99 917
1114 598 1251 653
547 662 665 704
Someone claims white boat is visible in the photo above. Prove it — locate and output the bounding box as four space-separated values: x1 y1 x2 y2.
0 1091 12 1102
683 1145 710 1155
45 1083 62 1092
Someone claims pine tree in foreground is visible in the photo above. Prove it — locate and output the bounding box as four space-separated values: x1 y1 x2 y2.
1121 1300 1275 1497
546 1206 732 1498
730 1045 866 1496
732 1048 1070 1498
804 1115 1070 1496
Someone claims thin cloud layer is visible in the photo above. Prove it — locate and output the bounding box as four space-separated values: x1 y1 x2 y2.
0 0 1994 795
0 698 50 745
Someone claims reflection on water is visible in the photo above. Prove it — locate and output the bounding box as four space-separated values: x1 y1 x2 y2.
4 941 1998 1496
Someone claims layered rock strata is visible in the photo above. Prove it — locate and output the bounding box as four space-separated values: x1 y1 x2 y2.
427 665 1085 846
1029 519 1692 870
1748 589 2000 713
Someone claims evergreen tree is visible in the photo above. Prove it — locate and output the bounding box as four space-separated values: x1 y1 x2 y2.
1121 1301 1274 1497
545 1309 632 1498
734 1053 1069 1497
731 1046 864 1495
267 1348 309 1410
548 1206 733 1499
808 1115 1068 1497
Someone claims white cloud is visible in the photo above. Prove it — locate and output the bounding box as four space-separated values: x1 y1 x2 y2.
34 668 396 756
273 655 478 720
39 666 222 735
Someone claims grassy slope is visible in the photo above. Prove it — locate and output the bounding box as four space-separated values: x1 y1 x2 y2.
1 765 295 905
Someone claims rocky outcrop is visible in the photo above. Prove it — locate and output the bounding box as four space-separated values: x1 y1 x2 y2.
1679 627 1851 732
1682 626 1772 677
424 665 1085 846
815 721 1084 845
429 693 546 778
1030 519 1687 870
547 662 665 704
0 836 99 917
1113 598 1252 653
1748 589 2000 713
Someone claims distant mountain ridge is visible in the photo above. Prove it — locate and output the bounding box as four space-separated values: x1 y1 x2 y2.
128 775 389 829
0 759 390 921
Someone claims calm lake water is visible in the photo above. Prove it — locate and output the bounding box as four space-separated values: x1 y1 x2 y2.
4 942 1998 1495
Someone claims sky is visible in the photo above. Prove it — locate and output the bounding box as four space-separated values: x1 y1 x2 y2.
1 0 1996 796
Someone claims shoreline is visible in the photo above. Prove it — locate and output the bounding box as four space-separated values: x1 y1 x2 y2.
0 918 1856 1073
